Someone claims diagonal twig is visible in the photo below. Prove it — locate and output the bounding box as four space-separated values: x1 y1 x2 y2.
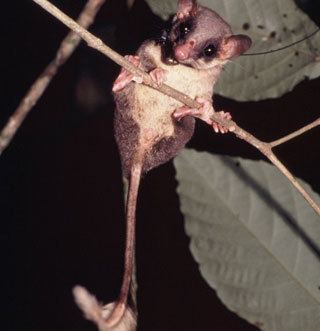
0 0 106 155
30 0 320 216
270 117 320 148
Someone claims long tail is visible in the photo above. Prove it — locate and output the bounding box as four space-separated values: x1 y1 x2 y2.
105 162 142 328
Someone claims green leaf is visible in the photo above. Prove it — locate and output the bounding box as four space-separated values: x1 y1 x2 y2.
145 0 320 101
174 149 320 330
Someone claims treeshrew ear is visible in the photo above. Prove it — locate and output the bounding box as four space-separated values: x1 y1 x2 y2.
176 0 198 20
219 34 252 59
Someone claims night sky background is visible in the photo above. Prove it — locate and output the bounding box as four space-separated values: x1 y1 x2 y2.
2 1 320 330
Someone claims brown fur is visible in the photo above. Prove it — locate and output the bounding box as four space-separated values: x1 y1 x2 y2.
109 1 251 327
113 2 251 178
113 41 222 177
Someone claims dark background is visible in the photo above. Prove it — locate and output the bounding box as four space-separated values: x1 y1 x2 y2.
2 1 320 330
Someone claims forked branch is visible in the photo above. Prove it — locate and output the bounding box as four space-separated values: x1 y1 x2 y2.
3 0 320 215
27 0 320 216
2 0 320 329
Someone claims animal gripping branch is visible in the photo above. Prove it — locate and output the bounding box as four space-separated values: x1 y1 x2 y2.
26 0 320 216
2 1 320 329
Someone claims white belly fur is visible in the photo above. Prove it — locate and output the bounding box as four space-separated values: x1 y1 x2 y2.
133 43 216 144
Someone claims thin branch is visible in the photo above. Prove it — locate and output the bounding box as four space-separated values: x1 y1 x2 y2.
270 117 320 148
30 0 320 217
232 128 320 215
0 0 106 155
32 0 203 110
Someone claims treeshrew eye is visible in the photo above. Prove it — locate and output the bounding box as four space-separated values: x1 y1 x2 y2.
203 44 217 57
179 21 192 37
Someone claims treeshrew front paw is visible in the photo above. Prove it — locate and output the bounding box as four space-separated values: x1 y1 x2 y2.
149 68 167 86
112 55 142 92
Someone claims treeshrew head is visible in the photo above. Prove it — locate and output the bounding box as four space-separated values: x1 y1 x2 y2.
165 0 251 70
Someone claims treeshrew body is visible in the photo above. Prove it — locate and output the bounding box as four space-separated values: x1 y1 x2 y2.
114 41 222 177
107 0 251 328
